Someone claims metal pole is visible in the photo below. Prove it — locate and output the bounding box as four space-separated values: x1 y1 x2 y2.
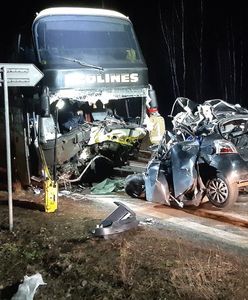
3 67 13 231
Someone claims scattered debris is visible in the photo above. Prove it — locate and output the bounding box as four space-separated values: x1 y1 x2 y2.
144 217 155 225
90 178 124 195
58 190 72 196
32 187 41 195
59 189 88 201
139 218 156 226
11 273 46 300
93 201 139 237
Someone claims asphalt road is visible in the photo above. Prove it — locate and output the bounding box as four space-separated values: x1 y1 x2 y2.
62 189 248 255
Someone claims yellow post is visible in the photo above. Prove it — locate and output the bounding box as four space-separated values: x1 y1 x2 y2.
44 179 58 213
39 146 58 213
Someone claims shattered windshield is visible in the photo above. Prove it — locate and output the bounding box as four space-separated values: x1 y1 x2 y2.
33 15 145 68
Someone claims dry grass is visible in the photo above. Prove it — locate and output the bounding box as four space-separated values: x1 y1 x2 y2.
170 246 237 299
113 228 248 300
0 193 248 299
119 239 136 286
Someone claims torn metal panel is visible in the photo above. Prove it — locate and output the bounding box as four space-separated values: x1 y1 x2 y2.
171 98 248 138
50 88 149 105
93 201 139 237
170 140 199 198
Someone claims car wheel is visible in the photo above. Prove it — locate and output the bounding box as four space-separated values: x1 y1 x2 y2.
206 174 238 208
125 173 145 198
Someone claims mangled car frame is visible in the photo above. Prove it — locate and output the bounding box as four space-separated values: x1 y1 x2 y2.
0 7 164 187
125 97 248 209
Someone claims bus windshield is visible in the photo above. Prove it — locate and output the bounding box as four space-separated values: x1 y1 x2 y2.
33 15 145 68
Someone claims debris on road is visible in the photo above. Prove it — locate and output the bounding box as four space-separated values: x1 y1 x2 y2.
90 178 124 195
93 201 139 237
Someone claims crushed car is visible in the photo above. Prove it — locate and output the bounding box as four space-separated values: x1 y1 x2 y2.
125 97 248 209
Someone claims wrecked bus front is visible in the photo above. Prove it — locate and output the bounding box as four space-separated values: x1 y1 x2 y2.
32 7 149 104
4 7 158 187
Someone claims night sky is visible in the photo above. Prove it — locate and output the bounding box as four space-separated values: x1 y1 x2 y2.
2 0 248 117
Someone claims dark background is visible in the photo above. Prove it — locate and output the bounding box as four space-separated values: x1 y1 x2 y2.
2 0 248 117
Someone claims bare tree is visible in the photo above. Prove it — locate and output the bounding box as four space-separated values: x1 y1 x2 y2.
239 35 243 105
158 0 188 98
181 0 186 96
199 0 203 100
158 1 180 98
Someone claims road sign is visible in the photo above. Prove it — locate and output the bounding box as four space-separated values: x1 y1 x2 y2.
0 63 44 87
0 63 44 231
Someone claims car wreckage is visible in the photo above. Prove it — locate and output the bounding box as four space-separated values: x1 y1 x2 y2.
0 7 165 187
125 97 248 208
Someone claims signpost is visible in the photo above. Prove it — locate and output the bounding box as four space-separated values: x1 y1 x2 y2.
0 63 44 87
0 63 44 231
